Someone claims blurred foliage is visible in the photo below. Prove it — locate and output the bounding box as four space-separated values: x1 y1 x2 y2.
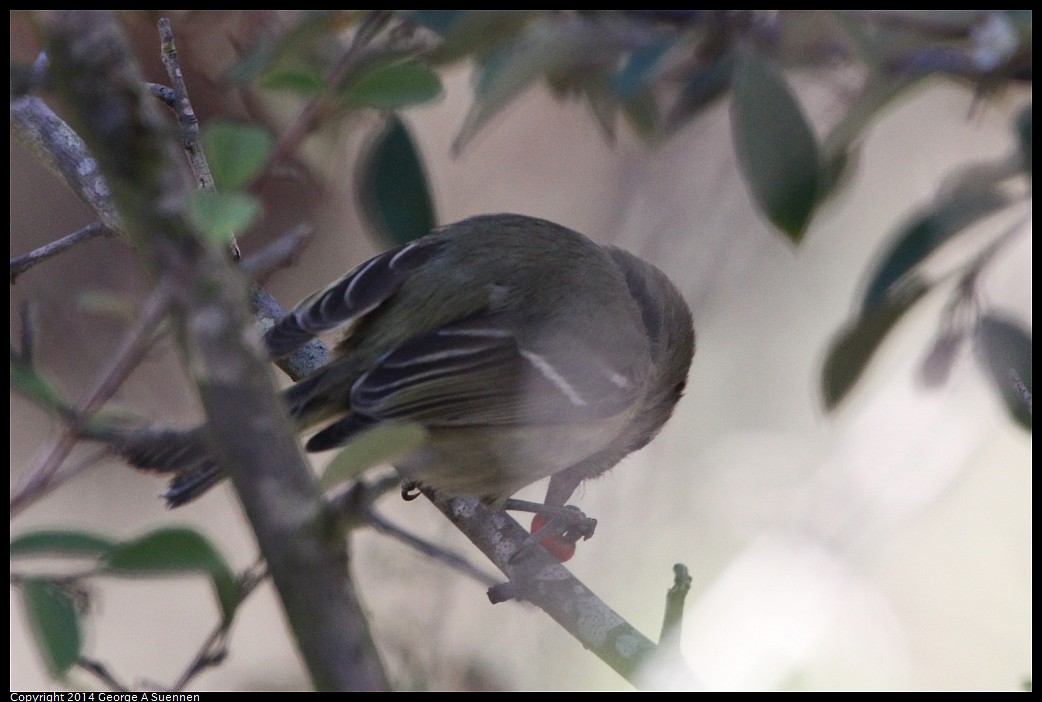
11 527 242 680
232 9 1030 418
21 578 82 678
975 314 1033 431
356 116 437 246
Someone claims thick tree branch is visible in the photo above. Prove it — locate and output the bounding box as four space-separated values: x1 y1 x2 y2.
38 10 388 691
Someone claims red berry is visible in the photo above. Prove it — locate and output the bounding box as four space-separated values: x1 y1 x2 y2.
531 513 576 562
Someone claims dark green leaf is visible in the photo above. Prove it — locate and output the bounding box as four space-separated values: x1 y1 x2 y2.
188 191 262 244
227 11 338 84
453 22 582 154
580 74 621 143
425 10 538 65
1015 104 1031 177
664 54 734 134
613 40 671 100
975 315 1032 431
818 74 920 204
202 121 273 190
731 49 820 243
406 10 466 36
861 187 1010 314
320 422 429 490
11 530 117 559
822 280 930 410
103 528 239 624
260 64 325 96
817 143 857 203
10 360 65 412
621 91 661 142
357 117 437 246
22 578 82 678
341 60 443 110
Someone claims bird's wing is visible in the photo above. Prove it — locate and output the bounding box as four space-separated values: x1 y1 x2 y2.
304 313 646 451
264 238 442 359
350 314 646 427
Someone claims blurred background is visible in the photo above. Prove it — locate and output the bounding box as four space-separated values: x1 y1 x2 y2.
11 11 1031 691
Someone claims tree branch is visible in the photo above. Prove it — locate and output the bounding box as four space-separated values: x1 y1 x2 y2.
10 93 122 232
38 10 388 691
429 492 699 689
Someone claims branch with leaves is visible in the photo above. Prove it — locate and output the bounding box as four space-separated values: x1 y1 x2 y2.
11 9 1030 692
11 11 699 691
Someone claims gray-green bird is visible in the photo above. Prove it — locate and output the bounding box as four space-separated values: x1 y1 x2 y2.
127 214 695 512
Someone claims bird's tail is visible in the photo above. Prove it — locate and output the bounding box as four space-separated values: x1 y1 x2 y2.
110 426 220 507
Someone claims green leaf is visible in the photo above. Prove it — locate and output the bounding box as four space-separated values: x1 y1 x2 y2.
10 360 65 412
861 186 1010 314
188 191 261 244
407 10 466 36
1015 104 1031 177
11 530 117 559
822 280 930 410
202 121 273 190
580 73 621 143
76 290 137 321
817 74 921 205
975 314 1032 431
663 53 734 135
621 91 661 142
424 10 537 65
22 578 82 678
103 528 239 625
227 10 338 84
320 423 429 490
357 117 437 246
341 60 443 110
453 21 583 154
260 64 325 96
731 49 820 243
613 40 671 100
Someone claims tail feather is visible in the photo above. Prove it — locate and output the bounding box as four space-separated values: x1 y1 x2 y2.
161 461 224 508
116 427 219 508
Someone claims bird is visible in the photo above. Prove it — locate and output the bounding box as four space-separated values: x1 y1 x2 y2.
123 213 695 516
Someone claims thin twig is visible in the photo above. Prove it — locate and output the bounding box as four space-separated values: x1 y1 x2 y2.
23 448 113 509
10 280 174 517
10 221 115 283
78 657 130 692
171 557 268 691
157 17 213 194
659 563 692 651
366 509 499 587
17 303 35 366
171 627 231 691
10 95 122 232
240 223 314 280
147 82 177 107
156 17 241 259
328 476 496 585
155 18 329 384
265 10 393 175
